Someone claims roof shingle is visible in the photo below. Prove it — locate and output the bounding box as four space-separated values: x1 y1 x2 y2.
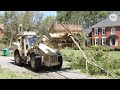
51 23 83 33
91 16 120 28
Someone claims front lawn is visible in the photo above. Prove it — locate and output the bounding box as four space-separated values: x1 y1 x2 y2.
0 68 39 79
61 49 120 62
61 48 120 78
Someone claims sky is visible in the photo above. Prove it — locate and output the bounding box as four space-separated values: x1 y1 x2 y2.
0 11 57 18
42 11 57 17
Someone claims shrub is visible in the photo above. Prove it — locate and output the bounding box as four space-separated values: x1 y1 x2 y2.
114 45 120 51
67 49 120 76
90 45 112 52
101 46 112 52
88 64 102 75
62 52 80 62
63 54 73 62
62 47 120 76
114 71 120 76
73 45 79 50
109 58 120 69
73 44 87 50
90 45 100 51
70 57 86 69
87 50 107 75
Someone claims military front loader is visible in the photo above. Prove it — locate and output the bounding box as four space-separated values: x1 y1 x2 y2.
13 25 63 72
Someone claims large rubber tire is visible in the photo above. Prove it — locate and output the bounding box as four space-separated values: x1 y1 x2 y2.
14 51 22 66
53 53 63 70
30 54 42 72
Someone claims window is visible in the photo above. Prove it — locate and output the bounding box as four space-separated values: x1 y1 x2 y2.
111 27 116 35
94 28 98 35
27 36 38 46
102 37 106 45
102 28 106 35
95 37 99 45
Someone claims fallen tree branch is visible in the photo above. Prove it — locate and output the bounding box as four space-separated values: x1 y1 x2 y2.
61 23 118 79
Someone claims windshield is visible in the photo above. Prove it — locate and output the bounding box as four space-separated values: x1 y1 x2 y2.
27 36 38 46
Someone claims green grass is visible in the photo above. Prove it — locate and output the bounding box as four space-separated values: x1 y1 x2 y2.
61 49 120 61
61 49 83 58
109 51 120 60
61 49 120 78
0 68 39 79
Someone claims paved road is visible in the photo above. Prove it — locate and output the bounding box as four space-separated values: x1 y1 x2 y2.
0 56 96 79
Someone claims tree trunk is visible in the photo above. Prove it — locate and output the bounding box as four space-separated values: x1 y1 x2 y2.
8 33 13 48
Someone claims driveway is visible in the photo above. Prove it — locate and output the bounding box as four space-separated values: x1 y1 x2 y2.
0 56 97 79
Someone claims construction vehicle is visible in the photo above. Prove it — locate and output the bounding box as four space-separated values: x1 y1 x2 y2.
13 25 63 72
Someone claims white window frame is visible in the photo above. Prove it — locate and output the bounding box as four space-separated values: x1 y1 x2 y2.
102 37 106 45
102 28 106 35
111 27 116 35
94 37 99 45
94 28 98 35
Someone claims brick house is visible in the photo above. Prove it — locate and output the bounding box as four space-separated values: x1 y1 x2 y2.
91 16 120 48
48 23 84 48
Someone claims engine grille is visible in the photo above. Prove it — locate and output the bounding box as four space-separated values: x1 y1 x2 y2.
43 55 59 67
49 56 58 63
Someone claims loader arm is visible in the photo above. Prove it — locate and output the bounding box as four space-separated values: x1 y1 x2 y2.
33 35 49 46
31 35 58 56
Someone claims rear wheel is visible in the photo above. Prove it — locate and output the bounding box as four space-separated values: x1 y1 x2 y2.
14 51 22 66
30 54 42 72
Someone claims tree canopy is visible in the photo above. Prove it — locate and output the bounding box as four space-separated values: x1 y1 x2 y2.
0 11 55 47
56 11 111 28
0 11 118 47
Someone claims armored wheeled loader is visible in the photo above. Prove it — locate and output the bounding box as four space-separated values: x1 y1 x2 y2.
13 25 63 72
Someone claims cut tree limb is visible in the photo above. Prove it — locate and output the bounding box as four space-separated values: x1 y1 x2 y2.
61 23 118 79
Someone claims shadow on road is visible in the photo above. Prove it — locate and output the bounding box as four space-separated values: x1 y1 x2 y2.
9 59 71 73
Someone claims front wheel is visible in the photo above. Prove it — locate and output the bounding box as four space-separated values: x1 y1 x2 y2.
53 54 63 70
14 51 22 66
30 54 42 72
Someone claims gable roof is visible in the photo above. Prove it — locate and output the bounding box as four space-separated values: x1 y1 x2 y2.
50 23 83 33
91 16 120 28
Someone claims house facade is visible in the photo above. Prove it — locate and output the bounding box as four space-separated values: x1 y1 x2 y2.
91 16 120 48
